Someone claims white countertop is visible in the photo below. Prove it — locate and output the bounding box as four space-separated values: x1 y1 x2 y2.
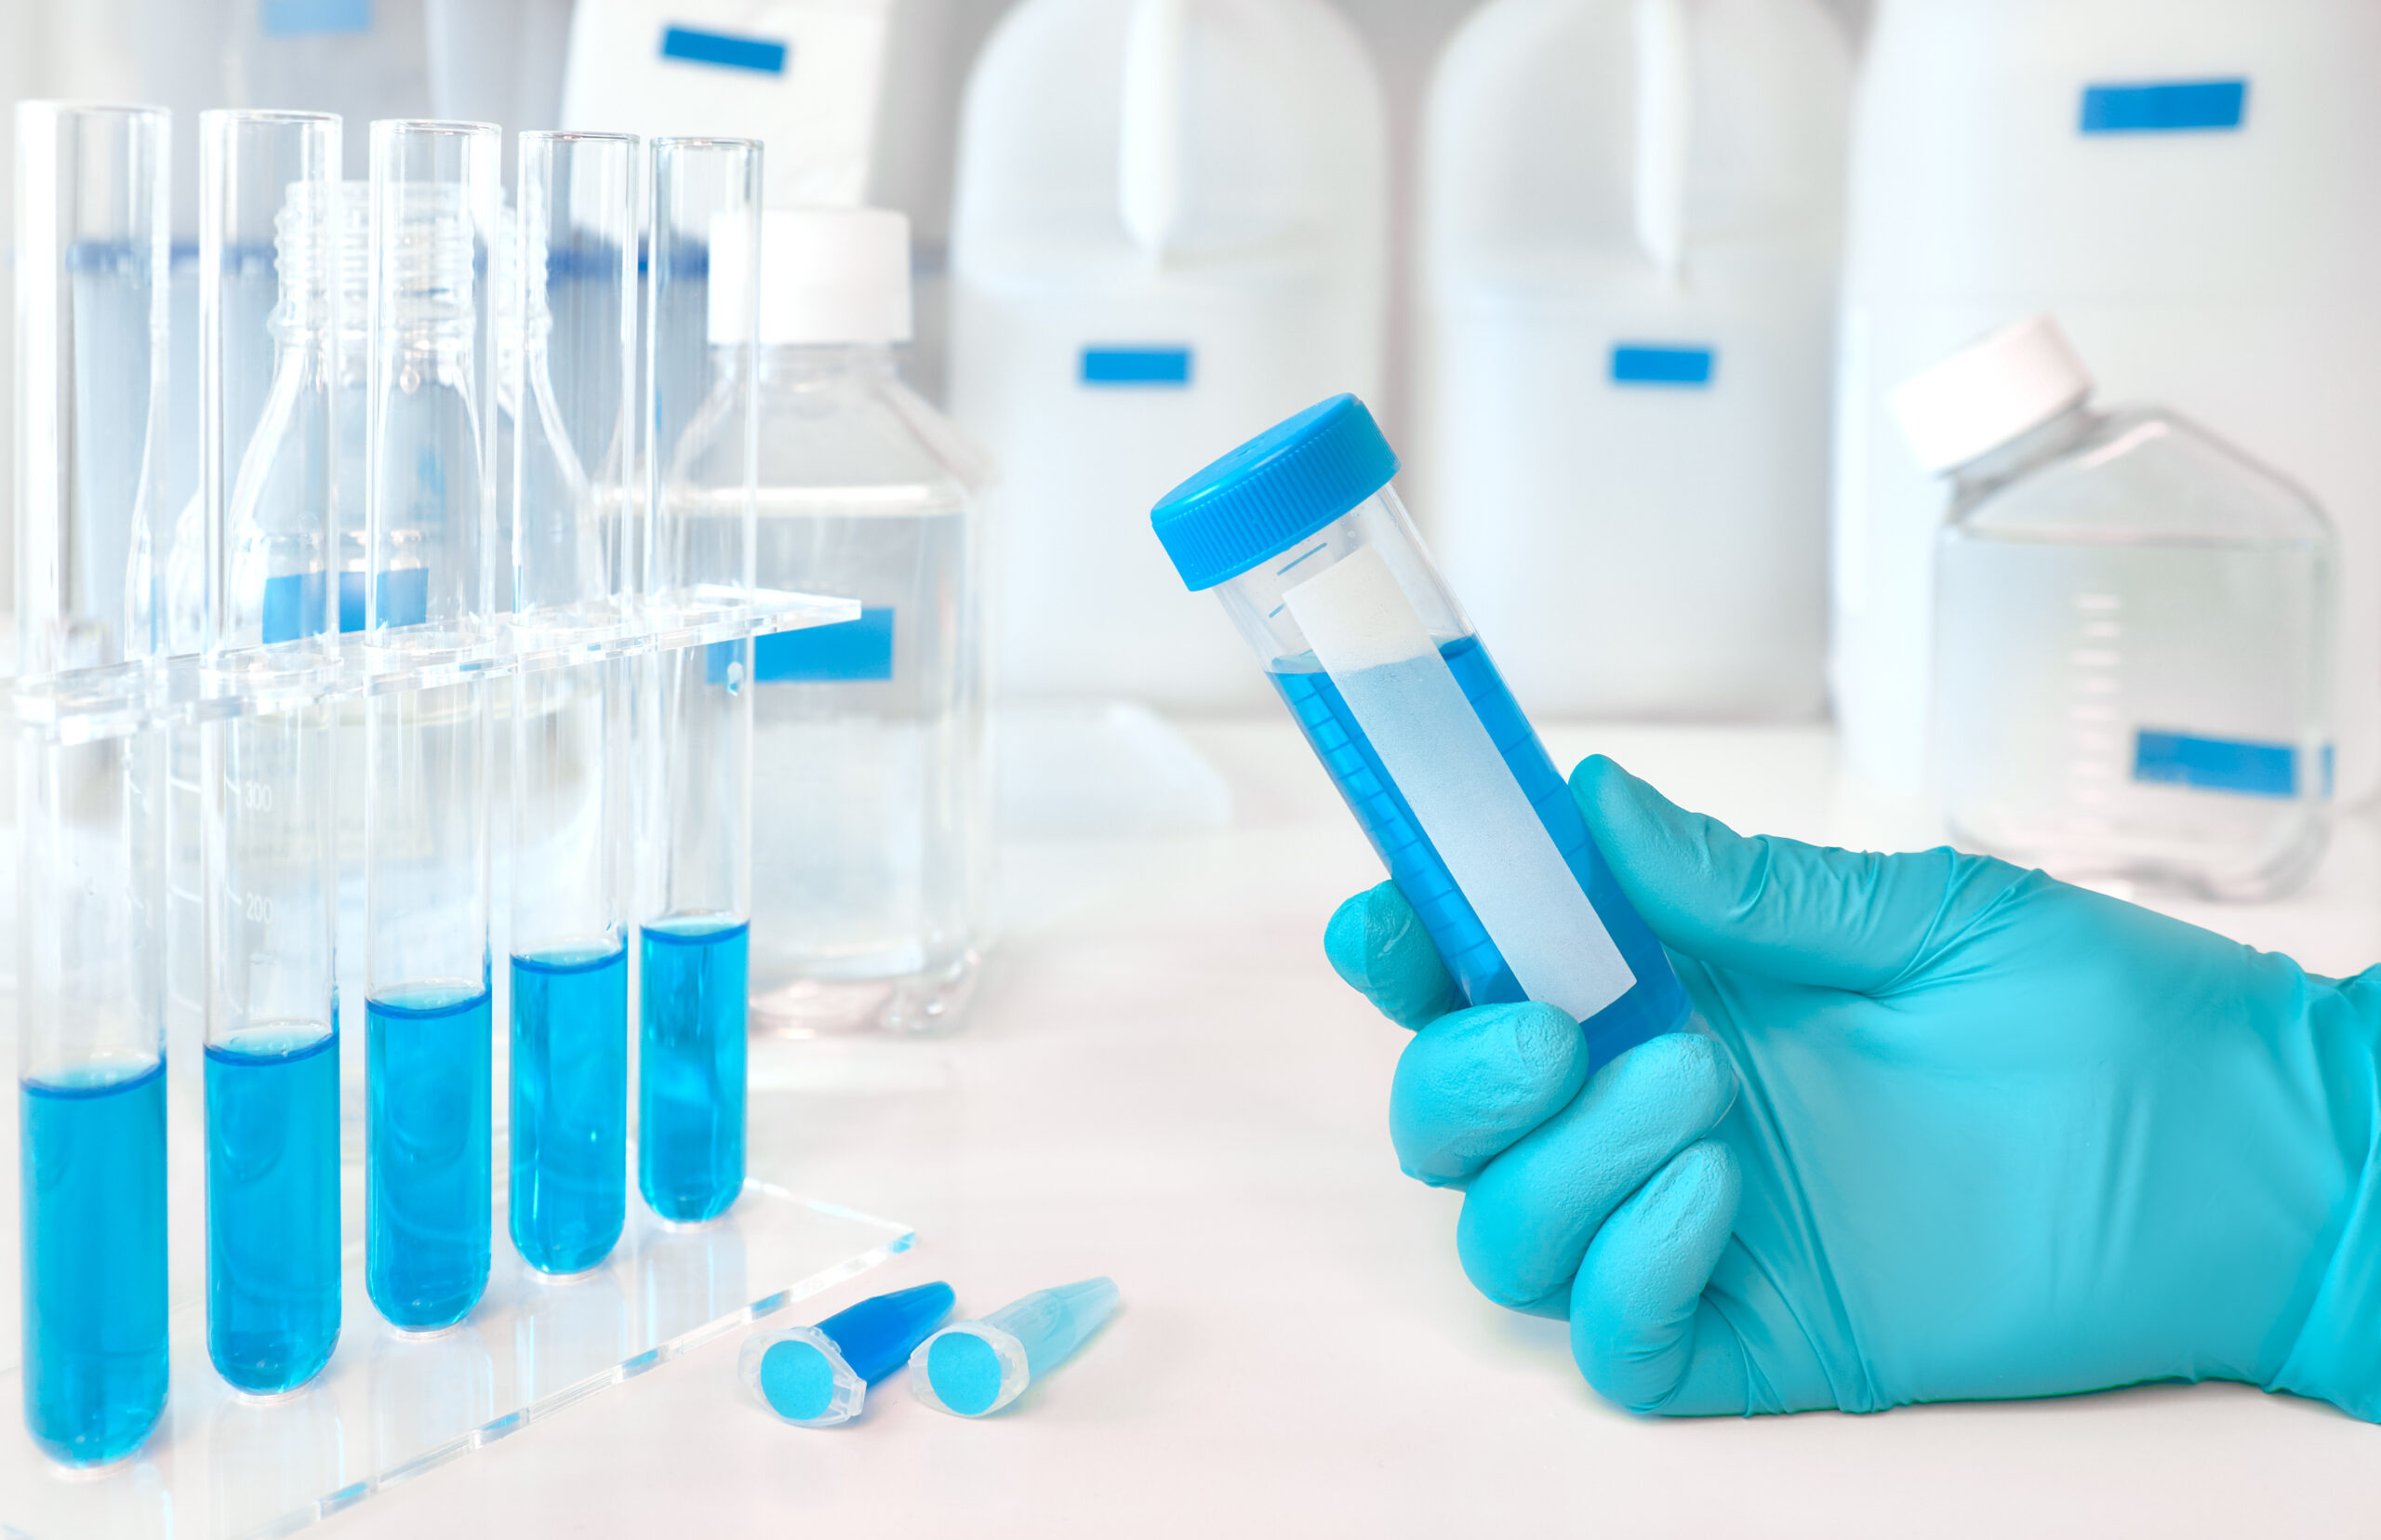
321 720 2381 1538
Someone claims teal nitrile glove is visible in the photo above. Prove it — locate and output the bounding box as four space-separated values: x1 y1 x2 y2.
1326 755 2381 1420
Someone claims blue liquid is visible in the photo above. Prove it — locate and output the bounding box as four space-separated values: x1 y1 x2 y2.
511 945 628 1273
1270 632 1688 1061
367 985 492 1329
20 1059 168 1466
206 1023 342 1392
638 921 748 1224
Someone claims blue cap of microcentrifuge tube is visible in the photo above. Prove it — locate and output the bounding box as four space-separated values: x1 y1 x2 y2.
742 1281 955 1427
1150 392 1400 591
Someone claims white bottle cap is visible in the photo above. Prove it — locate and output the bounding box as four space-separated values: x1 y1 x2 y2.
1888 315 2093 473
708 207 913 347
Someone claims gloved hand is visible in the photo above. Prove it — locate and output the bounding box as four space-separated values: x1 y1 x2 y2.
1326 756 2381 1419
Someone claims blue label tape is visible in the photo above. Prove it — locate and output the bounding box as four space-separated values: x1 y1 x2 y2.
659 25 789 74
262 0 372 36
260 571 328 645
710 607 897 684
1610 344 1715 387
2133 729 2317 799
2080 80 2246 134
1082 347 1192 387
372 567 429 630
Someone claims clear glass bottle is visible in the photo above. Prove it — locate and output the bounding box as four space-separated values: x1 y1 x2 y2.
1895 316 2336 900
701 209 990 1037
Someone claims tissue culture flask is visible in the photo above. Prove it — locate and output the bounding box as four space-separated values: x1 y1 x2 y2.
1936 405 2334 899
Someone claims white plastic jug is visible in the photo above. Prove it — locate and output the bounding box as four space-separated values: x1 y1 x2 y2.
561 0 897 206
948 0 1390 710
1832 0 2381 799
1417 0 1848 720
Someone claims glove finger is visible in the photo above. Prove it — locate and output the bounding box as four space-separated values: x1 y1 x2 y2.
1389 1001 1590 1188
1568 1140 1744 1414
1325 882 1465 1030
1570 755 2032 994
1455 1033 1736 1309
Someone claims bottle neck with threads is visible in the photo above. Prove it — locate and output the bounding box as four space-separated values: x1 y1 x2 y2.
376 183 476 361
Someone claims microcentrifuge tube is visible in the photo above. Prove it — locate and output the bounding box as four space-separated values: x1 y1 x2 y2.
910 1278 1120 1417
739 1281 956 1427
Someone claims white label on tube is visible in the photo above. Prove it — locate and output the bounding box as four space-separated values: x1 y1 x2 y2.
1284 546 1635 1022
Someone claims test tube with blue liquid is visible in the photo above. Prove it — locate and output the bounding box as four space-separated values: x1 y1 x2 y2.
362 118 503 1328
508 130 639 1273
1151 395 1690 1062
14 100 173 1465
197 108 346 1392
635 138 762 1225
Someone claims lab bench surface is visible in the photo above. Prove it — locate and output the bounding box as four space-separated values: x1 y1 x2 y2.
301 723 2381 1535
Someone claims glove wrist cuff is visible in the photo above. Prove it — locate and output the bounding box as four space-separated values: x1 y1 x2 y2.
2268 994 2381 1418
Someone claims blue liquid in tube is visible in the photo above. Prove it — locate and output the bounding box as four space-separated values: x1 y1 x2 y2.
20 1058 169 1465
510 945 629 1273
1270 633 1687 1060
366 985 492 1329
206 1023 342 1391
638 921 748 1224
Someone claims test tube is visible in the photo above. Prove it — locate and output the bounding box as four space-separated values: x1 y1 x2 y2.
333 179 373 634
362 118 502 1329
13 100 173 1466
1151 396 1692 1063
635 138 761 1224
197 109 345 1393
508 130 638 1274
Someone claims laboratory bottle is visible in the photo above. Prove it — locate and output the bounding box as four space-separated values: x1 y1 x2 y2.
950 0 1389 710
1832 0 2381 799
1417 0 1846 719
198 111 345 1396
14 99 173 1469
1894 317 2335 900
711 208 990 1037
1151 394 1691 1064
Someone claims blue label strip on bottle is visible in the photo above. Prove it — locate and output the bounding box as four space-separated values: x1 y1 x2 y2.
709 607 897 684
2132 730 2321 799
1081 347 1193 388
2079 80 2247 134
1609 344 1715 388
260 571 328 645
658 25 790 75
261 0 372 36
373 567 429 630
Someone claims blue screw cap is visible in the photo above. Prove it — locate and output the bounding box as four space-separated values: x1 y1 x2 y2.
1150 393 1399 591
